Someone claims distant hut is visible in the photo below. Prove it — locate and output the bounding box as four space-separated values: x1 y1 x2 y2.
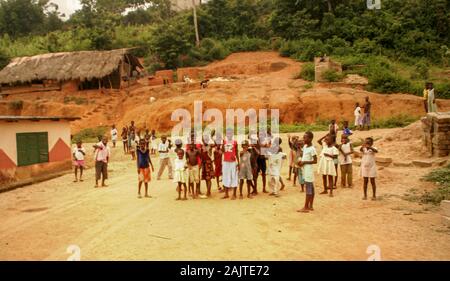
0 48 143 94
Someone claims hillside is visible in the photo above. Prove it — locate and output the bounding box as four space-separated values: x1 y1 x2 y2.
1 51 449 134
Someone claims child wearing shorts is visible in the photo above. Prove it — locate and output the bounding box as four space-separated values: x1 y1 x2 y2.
136 139 154 198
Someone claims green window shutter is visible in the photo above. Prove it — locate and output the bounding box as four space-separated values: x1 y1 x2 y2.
38 133 49 163
16 134 29 166
16 132 49 166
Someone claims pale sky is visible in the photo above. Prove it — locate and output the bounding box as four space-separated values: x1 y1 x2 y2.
51 0 81 18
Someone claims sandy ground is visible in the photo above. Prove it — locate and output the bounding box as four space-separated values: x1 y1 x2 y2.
1 128 449 261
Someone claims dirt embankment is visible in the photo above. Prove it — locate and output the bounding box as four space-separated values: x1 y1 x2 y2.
1 52 450 133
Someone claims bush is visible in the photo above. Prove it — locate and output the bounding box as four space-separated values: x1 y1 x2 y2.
298 63 315 81
322 69 343 82
279 39 327 61
371 114 419 129
411 61 430 80
72 126 108 143
420 164 450 205
222 37 269 53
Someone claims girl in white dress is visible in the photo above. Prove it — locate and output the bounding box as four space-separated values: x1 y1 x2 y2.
360 137 378 200
354 102 362 129
317 135 339 197
174 150 188 200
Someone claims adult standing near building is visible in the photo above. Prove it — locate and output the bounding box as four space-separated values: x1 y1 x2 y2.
93 136 110 188
363 97 372 131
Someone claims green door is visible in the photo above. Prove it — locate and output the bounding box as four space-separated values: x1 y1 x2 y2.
16 132 49 166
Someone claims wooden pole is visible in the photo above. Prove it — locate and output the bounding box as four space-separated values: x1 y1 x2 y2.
192 0 200 47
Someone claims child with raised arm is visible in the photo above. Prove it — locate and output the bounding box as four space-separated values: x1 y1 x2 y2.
174 149 188 201
317 134 339 197
339 135 354 188
238 141 254 199
297 132 317 213
360 137 378 200
136 139 154 198
73 140 86 182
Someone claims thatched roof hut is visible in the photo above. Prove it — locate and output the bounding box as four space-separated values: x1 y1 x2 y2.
0 49 143 89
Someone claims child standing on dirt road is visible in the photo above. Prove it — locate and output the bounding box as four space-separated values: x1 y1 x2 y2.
222 128 239 200
317 134 339 197
360 137 378 200
174 149 188 201
238 141 254 199
267 137 285 198
136 139 154 198
73 140 86 182
121 126 128 154
111 125 118 148
339 135 354 188
157 135 173 180
297 132 317 213
93 136 110 188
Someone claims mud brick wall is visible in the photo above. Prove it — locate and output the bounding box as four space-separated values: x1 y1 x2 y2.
421 112 450 157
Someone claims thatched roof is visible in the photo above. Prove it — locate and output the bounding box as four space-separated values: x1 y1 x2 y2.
0 48 143 84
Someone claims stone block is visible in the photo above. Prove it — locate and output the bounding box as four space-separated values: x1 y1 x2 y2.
412 160 433 168
393 161 413 167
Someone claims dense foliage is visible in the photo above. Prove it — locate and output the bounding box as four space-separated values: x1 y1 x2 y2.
0 0 449 97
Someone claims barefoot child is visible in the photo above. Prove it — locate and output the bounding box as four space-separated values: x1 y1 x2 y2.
354 103 362 130
294 139 305 192
238 141 254 199
150 129 158 155
121 126 128 154
213 134 223 191
137 139 154 198
317 134 339 197
73 140 86 182
186 140 201 199
267 138 285 198
201 134 215 197
222 128 239 200
297 132 317 213
287 135 298 181
360 137 378 200
339 135 354 188
111 125 118 148
156 135 173 180
93 137 110 188
174 149 188 200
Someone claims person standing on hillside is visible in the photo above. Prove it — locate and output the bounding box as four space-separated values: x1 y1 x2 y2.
427 83 438 113
354 103 362 130
423 82 430 113
110 125 118 148
93 136 110 188
363 97 372 131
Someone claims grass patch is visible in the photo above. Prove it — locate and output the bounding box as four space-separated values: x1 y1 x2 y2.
298 63 315 81
420 164 450 205
370 114 419 129
72 126 108 144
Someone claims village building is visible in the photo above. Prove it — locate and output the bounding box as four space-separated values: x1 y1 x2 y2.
0 116 80 188
0 49 143 95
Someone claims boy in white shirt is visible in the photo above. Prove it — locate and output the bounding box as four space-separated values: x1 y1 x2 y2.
298 132 318 213
73 140 86 182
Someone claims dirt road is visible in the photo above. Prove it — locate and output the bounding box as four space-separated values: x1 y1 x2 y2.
0 129 449 261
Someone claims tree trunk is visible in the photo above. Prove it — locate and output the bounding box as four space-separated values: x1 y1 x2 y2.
326 0 332 13
192 0 200 47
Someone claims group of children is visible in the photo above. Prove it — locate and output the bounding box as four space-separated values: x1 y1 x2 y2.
71 118 380 211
